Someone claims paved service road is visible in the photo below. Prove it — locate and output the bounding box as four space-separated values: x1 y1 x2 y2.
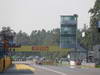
33 65 66 75
0 64 63 75
31 64 100 75
1 63 100 75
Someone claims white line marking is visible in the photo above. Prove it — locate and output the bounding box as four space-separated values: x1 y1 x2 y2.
33 65 67 75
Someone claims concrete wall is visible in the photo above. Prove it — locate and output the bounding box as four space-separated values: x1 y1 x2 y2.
93 45 100 65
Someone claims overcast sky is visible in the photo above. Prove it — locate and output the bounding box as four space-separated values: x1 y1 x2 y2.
0 0 96 34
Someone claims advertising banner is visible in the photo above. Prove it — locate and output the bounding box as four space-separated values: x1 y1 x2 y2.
32 46 49 51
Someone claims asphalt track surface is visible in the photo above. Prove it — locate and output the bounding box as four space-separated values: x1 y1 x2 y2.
0 62 100 75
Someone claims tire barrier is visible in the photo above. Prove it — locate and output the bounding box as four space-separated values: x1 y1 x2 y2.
0 58 4 72
4 57 12 70
0 57 12 72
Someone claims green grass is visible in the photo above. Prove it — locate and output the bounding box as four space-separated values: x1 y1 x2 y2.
49 46 70 51
95 65 100 68
15 46 32 52
81 65 95 68
15 45 70 52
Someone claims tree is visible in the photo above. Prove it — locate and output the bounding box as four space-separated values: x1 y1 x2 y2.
50 28 60 46
30 30 38 45
16 28 60 46
16 30 31 45
79 0 100 50
89 0 100 45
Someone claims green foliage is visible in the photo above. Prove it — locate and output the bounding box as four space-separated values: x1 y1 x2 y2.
96 65 100 68
78 0 100 50
16 28 60 46
89 0 100 45
16 30 31 45
89 0 100 17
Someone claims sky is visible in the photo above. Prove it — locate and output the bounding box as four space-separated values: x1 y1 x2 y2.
0 0 96 34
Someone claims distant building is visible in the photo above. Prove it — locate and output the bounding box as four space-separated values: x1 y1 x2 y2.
60 15 87 65
60 15 77 48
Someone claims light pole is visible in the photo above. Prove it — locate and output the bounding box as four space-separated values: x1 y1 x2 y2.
74 14 78 61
